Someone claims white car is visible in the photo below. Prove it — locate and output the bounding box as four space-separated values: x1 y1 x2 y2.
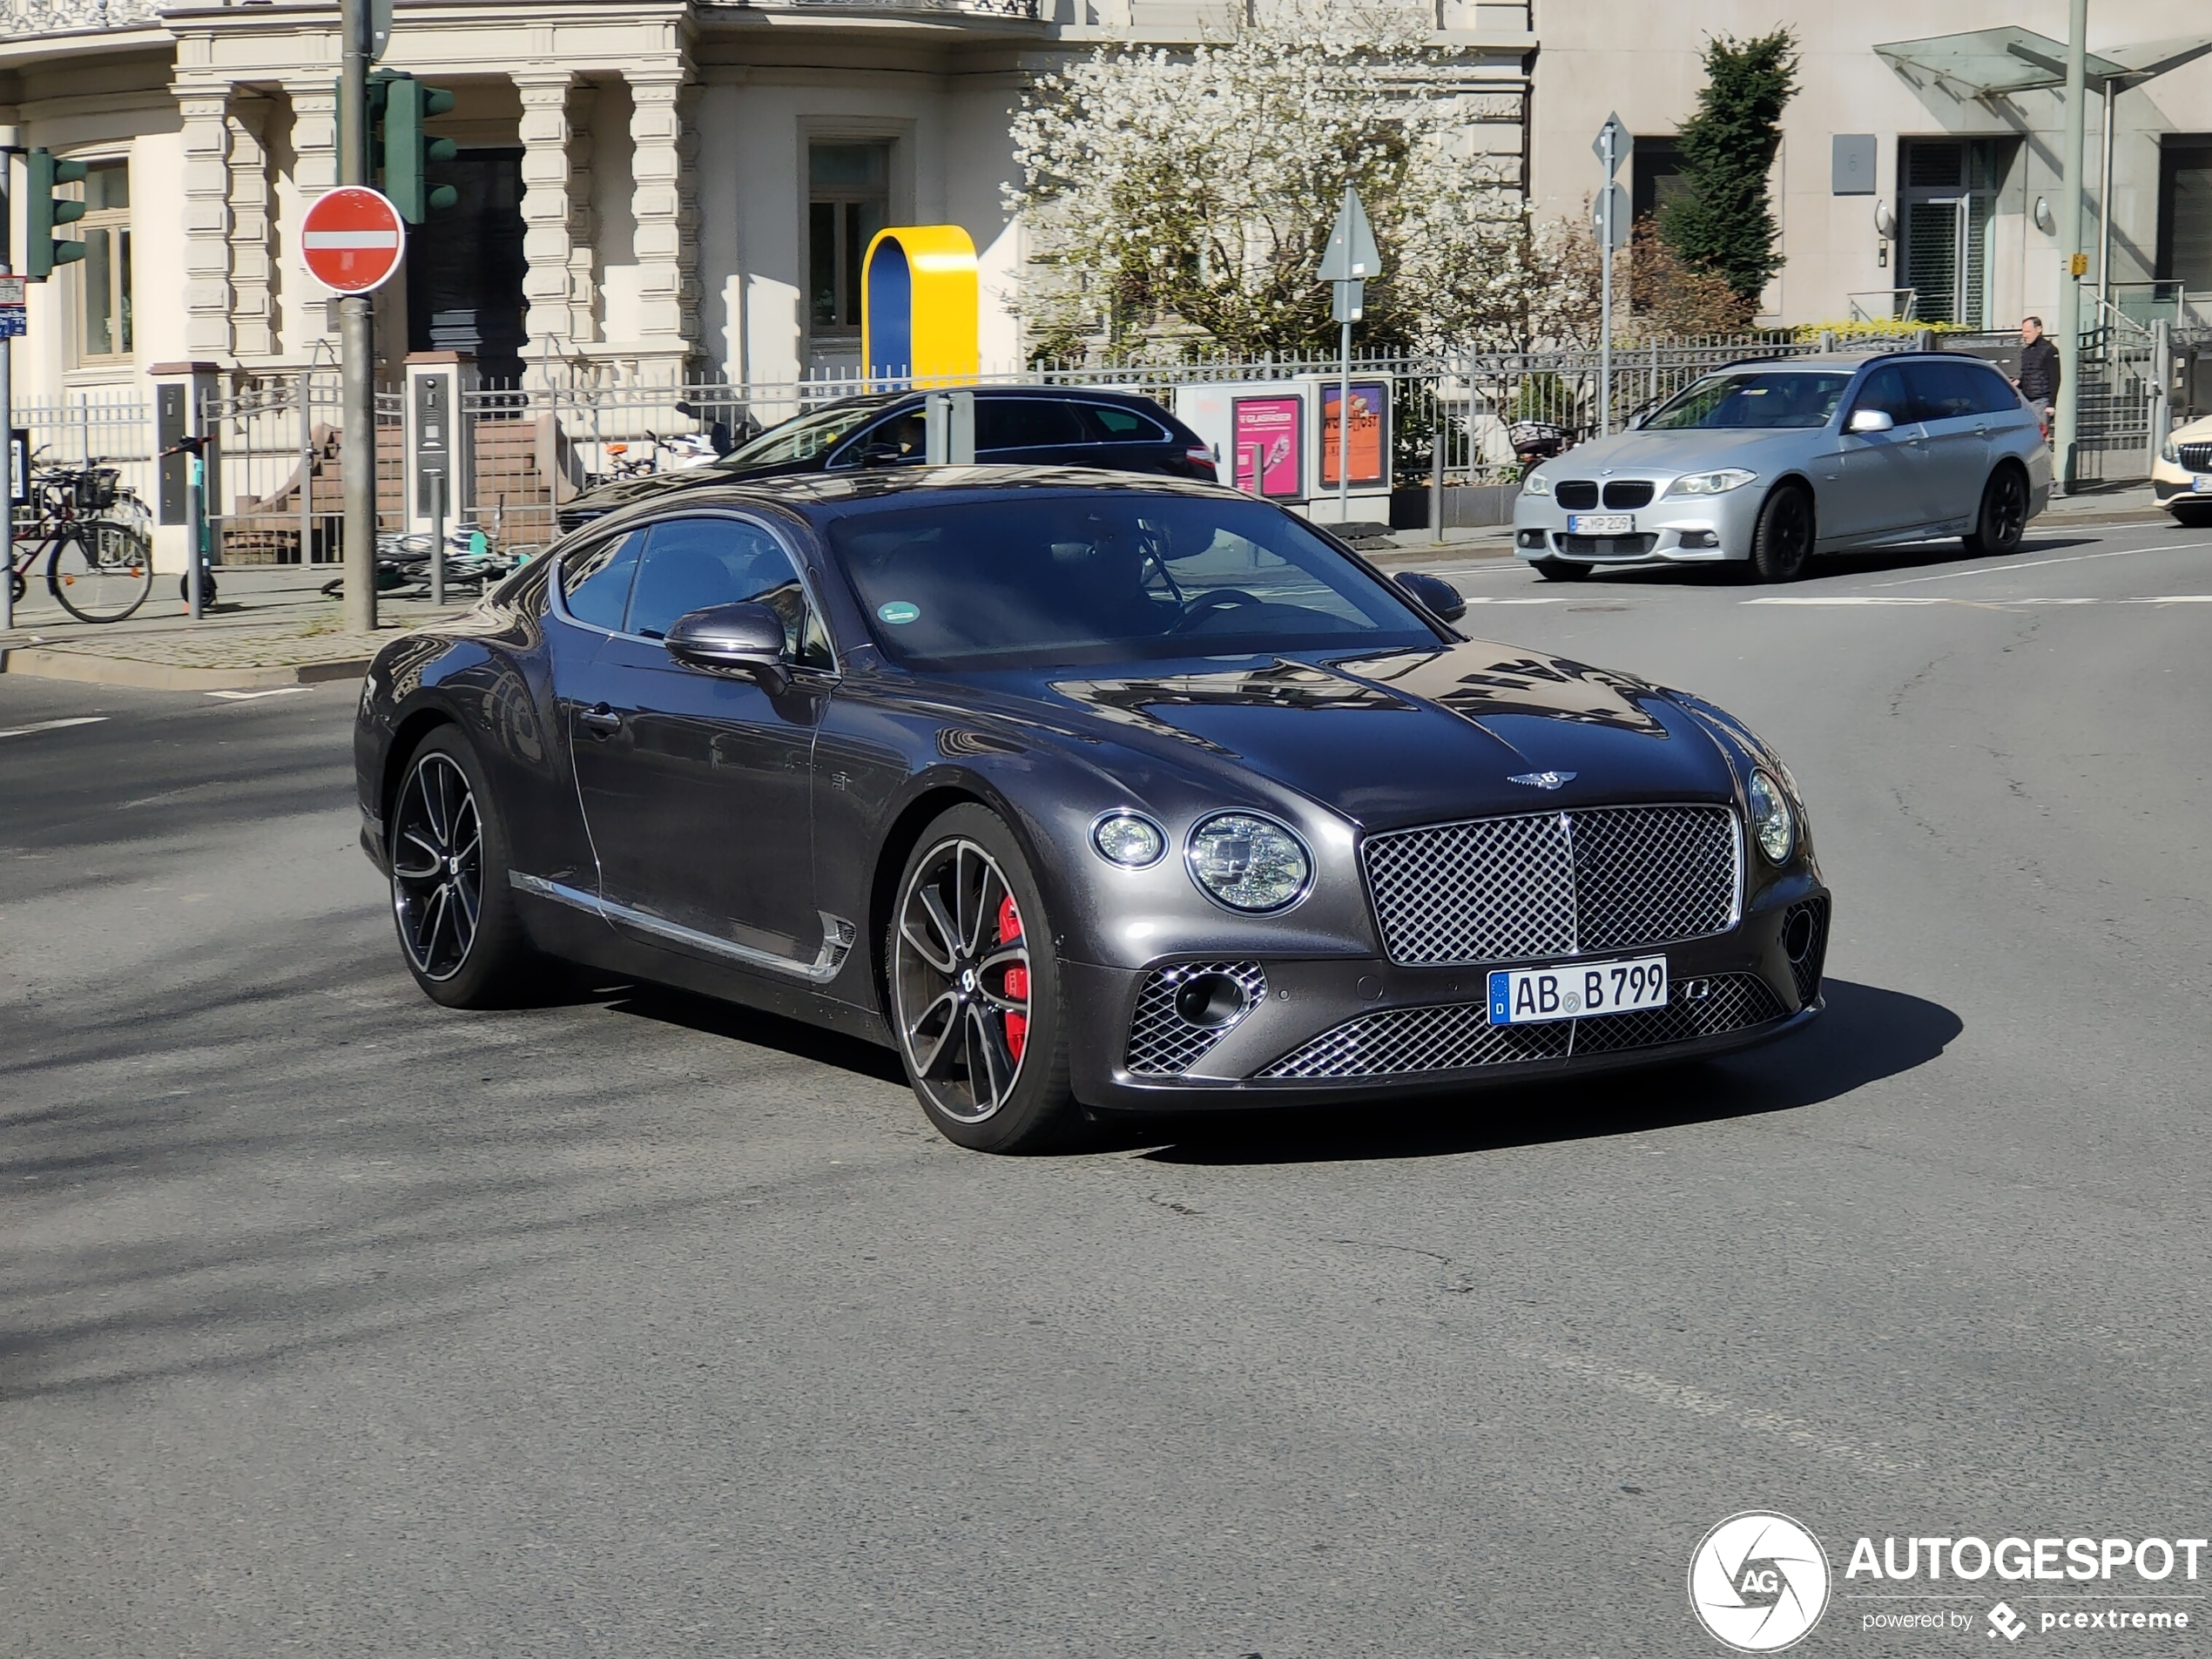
2151 412 2212 525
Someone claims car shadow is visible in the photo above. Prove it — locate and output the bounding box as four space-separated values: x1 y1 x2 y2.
581 977 911 1088
1562 536 2099 589
1114 978 1959 1165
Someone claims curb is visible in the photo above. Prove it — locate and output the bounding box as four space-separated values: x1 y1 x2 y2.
0 646 372 693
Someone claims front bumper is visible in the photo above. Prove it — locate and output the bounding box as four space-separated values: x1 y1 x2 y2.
2149 455 2212 505
1063 880 1829 1111
1512 484 1767 567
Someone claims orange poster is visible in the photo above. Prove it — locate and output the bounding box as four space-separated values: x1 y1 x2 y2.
1320 381 1388 487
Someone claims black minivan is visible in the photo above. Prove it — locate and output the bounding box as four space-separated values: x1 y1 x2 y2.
557 386 1217 532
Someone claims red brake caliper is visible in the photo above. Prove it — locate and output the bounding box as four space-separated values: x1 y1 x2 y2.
996 894 1028 1062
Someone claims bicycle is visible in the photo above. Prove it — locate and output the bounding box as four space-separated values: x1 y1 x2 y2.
7 461 156 624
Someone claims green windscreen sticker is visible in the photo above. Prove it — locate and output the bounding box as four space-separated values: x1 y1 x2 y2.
877 601 921 625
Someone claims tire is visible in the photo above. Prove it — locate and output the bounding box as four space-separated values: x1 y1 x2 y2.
10 570 24 605
1531 557 1593 582
1748 483 1815 583
48 525 153 623
387 726 545 1008
2166 501 2212 530
178 570 219 607
1963 464 2029 555
887 804 1079 1153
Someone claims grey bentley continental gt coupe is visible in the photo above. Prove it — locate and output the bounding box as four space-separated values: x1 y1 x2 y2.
356 468 1830 1151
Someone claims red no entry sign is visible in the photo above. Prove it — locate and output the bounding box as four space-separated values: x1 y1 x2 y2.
300 186 406 294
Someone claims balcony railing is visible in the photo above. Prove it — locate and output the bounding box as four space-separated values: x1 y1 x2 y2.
744 0 1042 17
2 0 158 38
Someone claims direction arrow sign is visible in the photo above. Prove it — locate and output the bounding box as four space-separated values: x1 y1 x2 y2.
300 186 406 295
1592 111 1632 176
1318 185 1380 282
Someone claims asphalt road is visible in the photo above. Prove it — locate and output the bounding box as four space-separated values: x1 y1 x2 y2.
4 516 2210 1657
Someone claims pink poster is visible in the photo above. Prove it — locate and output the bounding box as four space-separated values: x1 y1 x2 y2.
1232 395 1303 498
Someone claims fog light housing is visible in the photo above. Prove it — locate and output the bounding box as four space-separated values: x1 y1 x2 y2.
1091 810 1167 868
1173 972 1251 1028
1679 529 1719 549
1517 528 1547 549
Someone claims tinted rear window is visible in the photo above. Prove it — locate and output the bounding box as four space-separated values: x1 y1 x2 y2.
1082 402 1170 443
975 399 1088 450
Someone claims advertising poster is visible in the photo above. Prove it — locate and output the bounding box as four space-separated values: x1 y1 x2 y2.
1320 380 1389 488
1231 395 1303 498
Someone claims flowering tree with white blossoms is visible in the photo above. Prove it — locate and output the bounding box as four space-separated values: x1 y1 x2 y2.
1007 2 1563 361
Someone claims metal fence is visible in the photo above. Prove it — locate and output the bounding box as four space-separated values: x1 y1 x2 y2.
13 388 157 509
198 373 405 564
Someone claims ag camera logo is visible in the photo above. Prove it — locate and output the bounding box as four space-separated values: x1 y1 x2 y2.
1689 1511 1832 1652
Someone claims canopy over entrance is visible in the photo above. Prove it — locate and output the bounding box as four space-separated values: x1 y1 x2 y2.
1873 26 2212 100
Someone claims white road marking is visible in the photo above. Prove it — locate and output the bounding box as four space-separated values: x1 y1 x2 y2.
1871 537 2212 587
1746 594 2212 609
205 686 311 701
1745 597 1950 605
1457 596 1577 605
0 716 110 739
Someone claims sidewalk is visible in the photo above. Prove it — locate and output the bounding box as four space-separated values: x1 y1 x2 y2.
0 567 470 691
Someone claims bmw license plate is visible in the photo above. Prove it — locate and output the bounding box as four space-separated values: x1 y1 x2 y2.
1566 512 1634 535
1487 955 1668 1025
2192 475 2212 494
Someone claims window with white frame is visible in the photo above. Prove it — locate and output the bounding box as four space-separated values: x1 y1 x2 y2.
74 160 134 362
807 141 890 339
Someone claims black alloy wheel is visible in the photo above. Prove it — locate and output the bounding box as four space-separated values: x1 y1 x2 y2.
888 804 1077 1152
1532 557 1594 582
387 728 543 1008
1748 483 1815 583
1963 465 2029 555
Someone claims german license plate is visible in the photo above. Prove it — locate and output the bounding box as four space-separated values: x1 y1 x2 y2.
1567 512 1634 535
1487 954 1669 1025
2192 475 2212 494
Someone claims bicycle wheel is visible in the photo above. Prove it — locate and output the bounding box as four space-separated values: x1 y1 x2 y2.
49 524 153 623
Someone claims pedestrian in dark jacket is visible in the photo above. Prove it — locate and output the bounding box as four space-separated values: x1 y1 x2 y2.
2016 316 2060 409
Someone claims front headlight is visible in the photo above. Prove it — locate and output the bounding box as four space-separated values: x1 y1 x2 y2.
2161 433 2180 464
1186 813 1312 912
1747 770 1796 865
1521 472 1552 497
1667 469 1758 497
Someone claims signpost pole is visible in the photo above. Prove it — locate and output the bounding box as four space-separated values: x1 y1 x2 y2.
1 138 16 637
1592 115 1631 441
1317 185 1379 529
338 0 378 632
2054 0 2087 496
1339 320 1352 524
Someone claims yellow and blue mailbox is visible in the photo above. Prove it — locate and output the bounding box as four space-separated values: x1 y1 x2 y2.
861 225 980 386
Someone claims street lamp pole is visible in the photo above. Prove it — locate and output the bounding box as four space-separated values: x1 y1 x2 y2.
2054 0 2087 494
337 0 378 631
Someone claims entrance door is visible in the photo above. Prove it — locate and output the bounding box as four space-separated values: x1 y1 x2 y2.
405 147 526 384
562 514 837 974
1903 140 1998 328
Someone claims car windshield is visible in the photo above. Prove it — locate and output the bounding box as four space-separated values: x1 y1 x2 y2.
1642 370 1852 430
718 402 890 469
828 494 1438 669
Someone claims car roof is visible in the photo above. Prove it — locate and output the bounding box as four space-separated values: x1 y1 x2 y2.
784 383 1181 417
659 464 1238 518
1711 350 1999 373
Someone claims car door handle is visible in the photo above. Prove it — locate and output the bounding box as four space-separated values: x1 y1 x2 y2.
577 704 622 734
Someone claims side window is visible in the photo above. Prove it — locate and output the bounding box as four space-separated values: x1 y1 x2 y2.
1968 365 2025 415
833 408 927 469
1851 366 1912 422
975 398 1087 452
1081 403 1168 443
560 529 645 631
626 516 832 668
1903 361 1979 423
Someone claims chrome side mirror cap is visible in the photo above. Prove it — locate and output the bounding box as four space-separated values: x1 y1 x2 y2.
1847 408 1896 435
1394 570 1467 624
664 602 791 693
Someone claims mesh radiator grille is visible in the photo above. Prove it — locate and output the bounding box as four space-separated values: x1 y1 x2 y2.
1257 973 1784 1081
1363 805 1738 967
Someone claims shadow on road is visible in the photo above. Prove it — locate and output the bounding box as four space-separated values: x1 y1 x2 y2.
1120 978 1959 1165
1556 536 2100 590
590 980 908 1088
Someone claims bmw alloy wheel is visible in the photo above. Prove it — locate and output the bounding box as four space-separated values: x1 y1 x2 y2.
390 751 482 981
892 838 1033 1123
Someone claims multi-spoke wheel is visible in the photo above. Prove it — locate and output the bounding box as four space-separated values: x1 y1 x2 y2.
386 728 543 1008
1964 464 2029 556
889 805 1076 1152
48 524 152 623
1747 482 1815 583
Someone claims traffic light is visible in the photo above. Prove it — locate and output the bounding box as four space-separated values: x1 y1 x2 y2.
25 149 90 280
382 73 459 224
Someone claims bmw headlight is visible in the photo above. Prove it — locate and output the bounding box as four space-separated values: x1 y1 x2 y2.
1186 813 1312 912
1091 810 1167 868
1667 469 1757 497
1521 471 1552 497
1747 769 1796 865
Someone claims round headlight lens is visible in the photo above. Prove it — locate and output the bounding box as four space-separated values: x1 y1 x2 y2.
1186 813 1312 912
1091 811 1166 868
1748 769 1796 865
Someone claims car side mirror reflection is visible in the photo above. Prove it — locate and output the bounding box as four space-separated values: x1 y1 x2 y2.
854 443 904 466
664 602 791 693
1394 570 1467 624
1847 408 1896 435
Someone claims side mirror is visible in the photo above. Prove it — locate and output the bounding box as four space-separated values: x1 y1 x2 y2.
664 602 791 693
1847 408 1896 435
1394 570 1467 624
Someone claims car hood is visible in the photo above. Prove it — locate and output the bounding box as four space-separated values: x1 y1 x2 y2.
1541 425 1824 479
1000 638 1739 830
